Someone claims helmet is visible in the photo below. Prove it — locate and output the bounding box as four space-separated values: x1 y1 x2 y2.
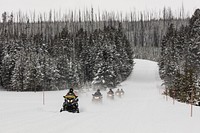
70 88 73 92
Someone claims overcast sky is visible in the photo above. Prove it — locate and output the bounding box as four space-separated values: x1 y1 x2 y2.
1 0 199 15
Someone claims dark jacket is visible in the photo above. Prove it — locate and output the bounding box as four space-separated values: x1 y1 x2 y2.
94 91 102 96
66 89 78 98
107 89 114 94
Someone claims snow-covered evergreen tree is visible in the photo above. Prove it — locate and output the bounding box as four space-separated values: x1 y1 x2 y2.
92 25 134 89
11 48 26 91
23 51 38 91
187 9 200 102
1 41 18 90
188 9 200 75
159 9 200 103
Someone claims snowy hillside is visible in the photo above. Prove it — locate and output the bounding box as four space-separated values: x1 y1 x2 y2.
0 59 200 133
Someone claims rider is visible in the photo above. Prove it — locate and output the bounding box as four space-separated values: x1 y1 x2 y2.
120 89 124 94
94 89 102 96
107 88 114 95
115 89 120 94
64 88 78 102
66 88 78 97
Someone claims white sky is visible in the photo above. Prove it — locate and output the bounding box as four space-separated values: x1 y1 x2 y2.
0 0 200 16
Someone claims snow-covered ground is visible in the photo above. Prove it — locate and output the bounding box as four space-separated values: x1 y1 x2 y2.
1 59 200 133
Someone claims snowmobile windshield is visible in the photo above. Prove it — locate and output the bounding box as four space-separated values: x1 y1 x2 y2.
63 95 76 99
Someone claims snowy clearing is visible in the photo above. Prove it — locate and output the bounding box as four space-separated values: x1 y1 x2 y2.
1 59 200 133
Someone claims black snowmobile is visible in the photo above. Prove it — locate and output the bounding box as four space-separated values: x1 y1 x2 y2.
60 95 79 113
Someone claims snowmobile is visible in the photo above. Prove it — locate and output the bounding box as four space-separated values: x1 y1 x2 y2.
115 90 124 97
92 94 103 103
107 92 114 99
60 95 79 113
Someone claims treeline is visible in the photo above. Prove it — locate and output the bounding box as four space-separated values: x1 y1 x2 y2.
158 9 200 105
0 7 191 91
0 7 189 61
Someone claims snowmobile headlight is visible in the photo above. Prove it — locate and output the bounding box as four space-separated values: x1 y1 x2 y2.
94 97 99 99
67 99 73 103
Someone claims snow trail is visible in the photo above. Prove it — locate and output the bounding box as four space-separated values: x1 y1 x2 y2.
1 59 200 133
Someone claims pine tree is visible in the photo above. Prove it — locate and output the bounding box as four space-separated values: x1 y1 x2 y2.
1 41 18 90
188 9 200 74
159 9 200 103
11 48 26 91
159 24 177 94
186 9 200 102
23 51 38 91
91 25 134 89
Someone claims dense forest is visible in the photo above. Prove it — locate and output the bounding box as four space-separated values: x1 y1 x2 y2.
158 9 200 105
0 7 192 91
0 9 136 91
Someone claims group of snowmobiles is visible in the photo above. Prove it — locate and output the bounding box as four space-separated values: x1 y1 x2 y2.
60 88 124 113
92 88 125 102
